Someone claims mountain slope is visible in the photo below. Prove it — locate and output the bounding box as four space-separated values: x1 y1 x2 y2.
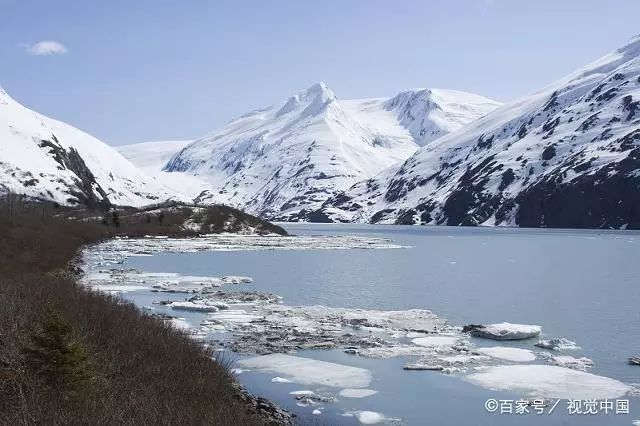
118 140 192 172
162 82 499 220
117 140 208 201
0 88 174 208
314 35 640 229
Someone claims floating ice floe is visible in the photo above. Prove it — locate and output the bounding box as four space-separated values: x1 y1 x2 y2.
355 411 387 424
82 234 406 269
464 323 541 340
403 362 445 371
477 347 536 362
342 410 400 425
238 354 372 388
82 268 254 294
289 390 335 405
271 377 292 384
168 300 230 312
208 309 263 323
359 346 438 359
402 352 489 373
465 365 630 399
629 356 640 366
202 302 448 355
538 353 593 371
535 337 580 351
411 335 460 348
221 275 253 284
312 409 322 415
89 284 149 293
338 388 378 398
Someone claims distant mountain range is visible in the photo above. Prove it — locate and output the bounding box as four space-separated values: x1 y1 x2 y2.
122 82 499 220
310 35 640 229
4 35 640 229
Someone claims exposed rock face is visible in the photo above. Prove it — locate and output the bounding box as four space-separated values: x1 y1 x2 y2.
38 136 111 209
313 36 640 229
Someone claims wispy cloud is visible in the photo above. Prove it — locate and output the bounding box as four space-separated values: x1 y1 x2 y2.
24 40 68 56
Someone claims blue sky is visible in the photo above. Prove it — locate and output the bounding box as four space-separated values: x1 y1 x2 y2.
2 0 639 145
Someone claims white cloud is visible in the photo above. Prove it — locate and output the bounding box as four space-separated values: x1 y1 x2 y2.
24 40 68 56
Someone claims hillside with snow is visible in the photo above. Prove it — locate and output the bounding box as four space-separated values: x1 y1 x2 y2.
161 82 499 220
313 36 640 229
117 140 208 201
0 88 175 208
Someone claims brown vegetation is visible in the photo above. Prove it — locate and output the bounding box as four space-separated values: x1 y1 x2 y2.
0 198 285 425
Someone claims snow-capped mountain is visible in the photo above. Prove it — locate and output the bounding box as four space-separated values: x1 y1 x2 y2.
118 140 192 173
118 140 209 201
313 35 640 229
162 82 499 220
0 87 175 208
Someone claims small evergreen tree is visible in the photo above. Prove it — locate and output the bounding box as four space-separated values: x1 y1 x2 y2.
145 214 152 224
158 211 165 225
23 310 89 390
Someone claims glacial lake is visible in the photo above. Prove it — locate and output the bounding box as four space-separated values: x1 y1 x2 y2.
104 224 639 425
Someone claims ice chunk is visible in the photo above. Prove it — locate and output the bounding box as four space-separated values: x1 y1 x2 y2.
439 354 490 365
477 347 536 362
404 353 489 372
358 345 435 359
289 390 335 404
628 356 640 366
338 388 378 398
535 338 580 351
238 354 372 388
271 376 292 383
539 353 593 371
290 390 316 396
466 365 630 399
553 355 593 371
208 309 262 323
168 300 229 312
90 284 148 293
411 336 459 347
354 411 388 424
221 275 253 284
464 323 541 340
312 409 322 415
403 363 444 371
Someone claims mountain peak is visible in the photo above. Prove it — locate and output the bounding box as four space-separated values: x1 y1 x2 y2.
276 82 337 117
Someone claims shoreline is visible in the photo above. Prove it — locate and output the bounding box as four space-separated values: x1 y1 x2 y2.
0 202 292 425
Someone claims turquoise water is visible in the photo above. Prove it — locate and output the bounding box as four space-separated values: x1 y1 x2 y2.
122 224 640 425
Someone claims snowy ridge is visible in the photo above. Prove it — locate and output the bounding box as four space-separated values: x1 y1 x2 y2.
314 35 640 229
161 82 499 220
0 88 176 207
